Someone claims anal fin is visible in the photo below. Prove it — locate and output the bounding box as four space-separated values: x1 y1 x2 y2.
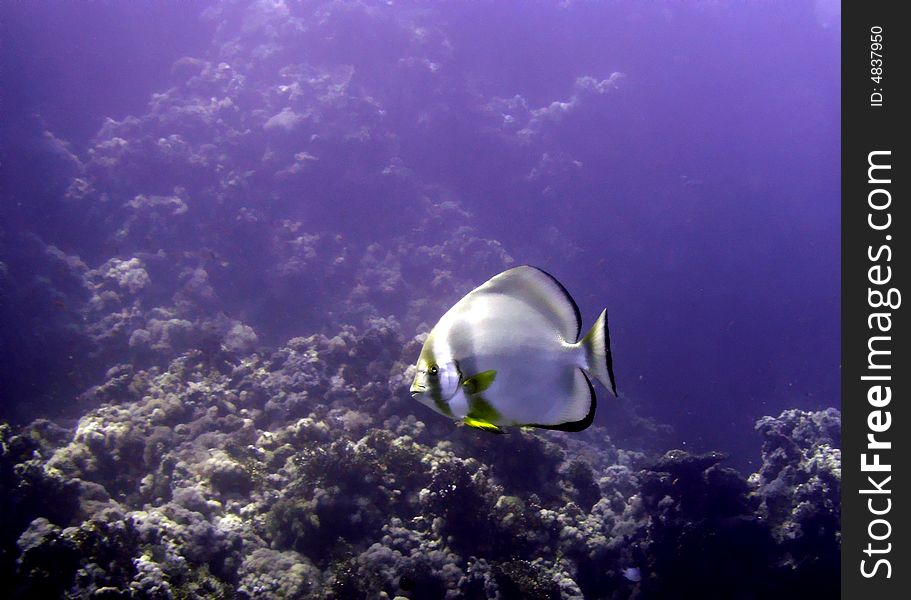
526 369 596 432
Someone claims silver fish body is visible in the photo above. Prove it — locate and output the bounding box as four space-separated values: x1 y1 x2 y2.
410 266 616 433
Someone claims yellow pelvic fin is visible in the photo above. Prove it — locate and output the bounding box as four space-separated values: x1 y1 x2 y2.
463 416 506 434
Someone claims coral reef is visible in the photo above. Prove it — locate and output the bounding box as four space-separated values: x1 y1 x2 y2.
1 320 841 598
749 409 841 597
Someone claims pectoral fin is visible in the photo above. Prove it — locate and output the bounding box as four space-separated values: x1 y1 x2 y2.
462 370 497 395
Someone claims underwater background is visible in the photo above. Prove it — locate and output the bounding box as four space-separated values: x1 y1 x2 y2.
1 1 840 598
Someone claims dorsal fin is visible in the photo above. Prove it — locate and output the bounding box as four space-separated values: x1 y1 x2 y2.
474 265 582 342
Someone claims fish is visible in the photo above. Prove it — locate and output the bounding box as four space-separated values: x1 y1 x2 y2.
622 567 642 582
409 265 616 433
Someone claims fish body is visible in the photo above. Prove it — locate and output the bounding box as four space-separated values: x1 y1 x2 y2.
410 266 616 432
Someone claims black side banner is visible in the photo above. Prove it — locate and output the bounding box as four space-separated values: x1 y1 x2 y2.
842 1 908 597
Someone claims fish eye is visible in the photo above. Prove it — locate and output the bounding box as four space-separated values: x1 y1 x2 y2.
429 364 439 375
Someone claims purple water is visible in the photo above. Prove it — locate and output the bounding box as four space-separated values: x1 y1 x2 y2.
1 1 838 465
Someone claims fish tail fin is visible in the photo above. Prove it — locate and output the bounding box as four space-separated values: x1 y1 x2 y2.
581 308 616 395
